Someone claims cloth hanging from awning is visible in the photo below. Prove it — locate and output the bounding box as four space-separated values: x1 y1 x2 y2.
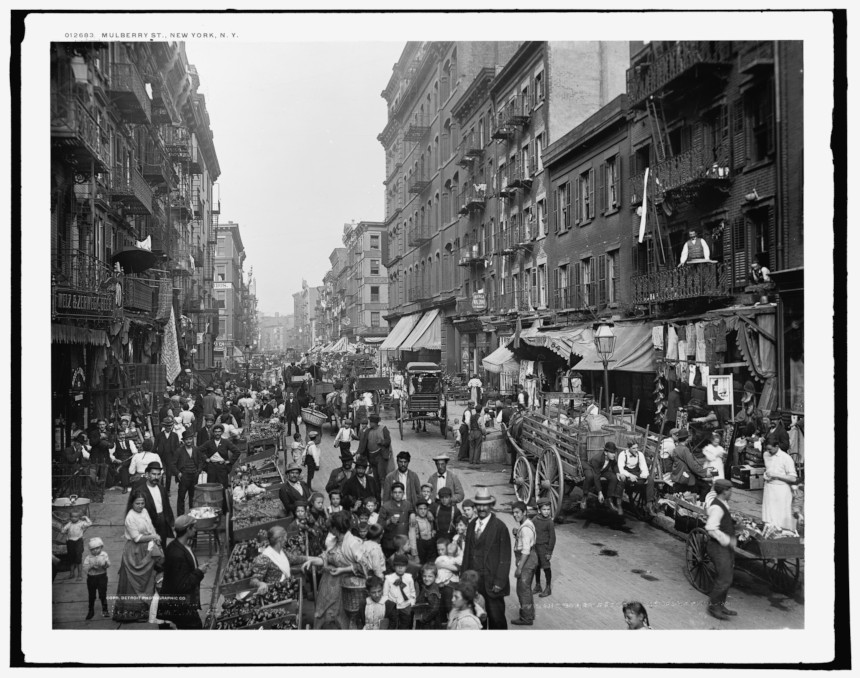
328 337 350 353
724 312 776 382
379 314 421 351
399 309 441 352
517 321 655 373
161 306 181 385
51 323 110 347
482 344 520 375
232 345 245 359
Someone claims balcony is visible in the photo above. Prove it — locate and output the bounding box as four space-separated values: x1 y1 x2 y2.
188 141 203 174
455 139 484 168
504 94 532 127
107 62 151 124
457 184 487 215
52 248 114 293
631 261 730 304
142 147 175 188
122 276 158 314
738 41 774 76
626 41 733 108
169 191 194 220
630 141 731 205
497 166 515 198
458 243 485 267
408 172 431 194
497 289 533 313
508 220 533 251
164 129 192 162
507 160 534 191
404 115 431 142
150 73 181 125
51 95 111 173
407 221 431 248
109 168 153 216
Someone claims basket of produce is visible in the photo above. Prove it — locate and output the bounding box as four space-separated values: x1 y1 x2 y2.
220 534 266 594
212 578 301 630
300 407 327 428
188 505 220 531
232 493 286 521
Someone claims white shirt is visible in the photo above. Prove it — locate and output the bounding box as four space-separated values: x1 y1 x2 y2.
618 450 649 480
383 572 417 609
679 238 712 265
109 439 138 462
473 515 490 537
334 427 355 445
305 442 320 467
128 451 160 475
435 472 448 496
146 482 164 515
705 498 731 547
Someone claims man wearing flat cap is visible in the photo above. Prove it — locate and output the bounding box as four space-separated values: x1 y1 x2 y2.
157 514 211 629
357 413 392 483
128 462 174 546
278 462 313 519
580 441 623 512
175 430 207 516
325 450 355 495
704 479 738 621
198 423 239 491
342 456 380 508
153 416 182 493
382 451 422 506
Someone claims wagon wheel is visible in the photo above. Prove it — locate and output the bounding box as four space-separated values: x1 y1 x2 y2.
513 455 534 506
535 445 564 520
684 528 716 593
766 558 801 595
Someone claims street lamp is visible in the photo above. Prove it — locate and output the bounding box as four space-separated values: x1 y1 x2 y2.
245 343 251 388
593 321 616 414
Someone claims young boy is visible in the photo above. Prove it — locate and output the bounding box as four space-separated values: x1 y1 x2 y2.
287 501 309 544
409 498 437 565
432 487 461 541
326 489 343 516
383 553 416 630
460 569 488 627
461 498 477 524
82 537 110 619
363 496 380 526
532 498 557 598
418 483 436 513
413 562 443 629
61 510 92 581
359 575 388 630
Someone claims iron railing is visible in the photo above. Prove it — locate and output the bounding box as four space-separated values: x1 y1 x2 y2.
631 261 730 304
53 248 114 292
107 62 151 123
123 276 158 313
51 94 111 172
630 140 731 203
109 168 153 215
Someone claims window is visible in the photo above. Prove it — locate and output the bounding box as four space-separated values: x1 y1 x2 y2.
535 199 546 238
370 259 380 275
370 285 380 302
608 250 618 304
556 181 571 231
535 133 544 173
218 317 226 337
747 77 775 162
371 312 380 327
370 234 380 250
522 144 530 179
216 265 226 282
534 70 545 106
581 256 595 306
606 155 619 210
555 264 569 308
537 264 547 308
478 117 485 147
575 168 595 224
216 237 226 257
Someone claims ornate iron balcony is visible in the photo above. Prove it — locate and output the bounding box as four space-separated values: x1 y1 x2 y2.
631 261 730 304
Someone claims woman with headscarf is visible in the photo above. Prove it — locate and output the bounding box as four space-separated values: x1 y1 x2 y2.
313 511 367 629
112 491 160 623
249 525 322 595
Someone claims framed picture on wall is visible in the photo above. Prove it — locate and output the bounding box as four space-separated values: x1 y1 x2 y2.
707 374 734 407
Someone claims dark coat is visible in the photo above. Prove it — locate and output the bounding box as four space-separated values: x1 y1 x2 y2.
284 397 302 418
381 469 422 506
325 466 354 495
278 480 313 518
127 480 175 543
197 437 239 466
196 426 213 448
671 443 710 486
174 444 207 477
357 425 392 461
157 539 204 620
153 430 182 477
666 389 683 421
341 473 380 506
462 512 512 598
587 450 619 476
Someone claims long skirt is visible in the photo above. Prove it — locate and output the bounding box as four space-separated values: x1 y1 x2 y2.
112 540 156 622
313 571 349 629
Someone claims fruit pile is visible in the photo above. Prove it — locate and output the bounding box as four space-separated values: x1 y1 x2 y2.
213 579 300 630
232 494 285 521
249 422 282 443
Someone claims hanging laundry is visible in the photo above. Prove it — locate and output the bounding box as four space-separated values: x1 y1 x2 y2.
704 322 718 367
676 324 687 342
666 325 678 360
686 323 697 356
652 325 664 350
695 321 709 384
714 318 728 353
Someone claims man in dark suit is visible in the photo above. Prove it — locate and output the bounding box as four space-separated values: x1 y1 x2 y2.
157 515 211 629
278 462 313 518
284 390 302 436
174 430 207 516
152 416 181 492
341 456 380 508
461 487 512 630
382 451 422 506
128 461 175 546
196 414 215 447
670 428 713 501
356 414 392 482
325 451 355 495
580 441 622 512
201 386 218 419
197 424 239 491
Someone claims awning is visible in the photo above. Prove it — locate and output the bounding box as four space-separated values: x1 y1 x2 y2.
112 246 157 274
519 321 655 373
379 314 421 351
52 323 110 347
362 337 386 344
482 345 520 375
232 345 245 358
399 309 442 352
326 337 350 353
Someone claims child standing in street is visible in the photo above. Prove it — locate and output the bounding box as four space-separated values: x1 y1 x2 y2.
82 537 110 619
413 562 443 629
409 498 437 565
61 510 92 581
383 553 416 629
532 498 557 598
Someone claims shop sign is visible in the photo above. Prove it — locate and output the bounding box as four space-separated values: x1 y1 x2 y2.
196 332 204 345
214 282 232 289
471 292 486 312
53 288 115 318
214 340 229 351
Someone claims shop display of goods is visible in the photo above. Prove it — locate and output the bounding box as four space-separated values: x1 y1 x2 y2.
213 579 300 630
188 506 219 520
249 422 282 443
232 494 285 521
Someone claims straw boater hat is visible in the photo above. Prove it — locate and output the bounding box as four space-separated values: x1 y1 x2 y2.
472 486 496 505
432 452 451 463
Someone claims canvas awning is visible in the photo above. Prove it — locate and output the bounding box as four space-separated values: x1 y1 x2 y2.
327 337 350 353
519 321 655 373
399 309 442 352
379 314 420 351
482 344 520 375
52 323 110 347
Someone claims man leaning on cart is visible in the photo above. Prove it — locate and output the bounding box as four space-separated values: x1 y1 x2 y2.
704 479 739 621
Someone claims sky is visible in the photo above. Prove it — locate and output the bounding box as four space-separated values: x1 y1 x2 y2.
184 41 405 316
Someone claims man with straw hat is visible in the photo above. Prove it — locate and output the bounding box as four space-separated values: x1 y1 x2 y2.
461 486 512 629
426 452 464 505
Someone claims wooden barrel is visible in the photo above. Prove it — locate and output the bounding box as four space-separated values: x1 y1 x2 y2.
193 483 225 510
585 432 606 462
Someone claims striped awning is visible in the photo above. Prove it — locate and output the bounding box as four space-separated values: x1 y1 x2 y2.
399 309 441 352
52 323 110 347
379 313 421 351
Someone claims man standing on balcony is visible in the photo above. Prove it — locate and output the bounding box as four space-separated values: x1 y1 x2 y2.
678 229 711 267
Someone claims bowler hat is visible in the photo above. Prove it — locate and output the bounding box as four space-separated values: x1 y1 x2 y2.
182 430 195 440
472 486 496 505
174 514 197 531
354 456 369 468
340 451 355 462
285 462 303 473
161 416 174 426
604 441 618 452
145 461 163 472
675 428 690 441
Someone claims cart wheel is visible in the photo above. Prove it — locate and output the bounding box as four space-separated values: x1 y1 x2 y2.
536 446 564 520
766 558 801 595
513 455 534 506
685 528 716 593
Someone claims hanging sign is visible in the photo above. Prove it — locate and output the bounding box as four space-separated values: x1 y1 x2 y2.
471 292 487 312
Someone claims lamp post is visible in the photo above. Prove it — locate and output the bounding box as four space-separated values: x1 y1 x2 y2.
245 343 251 389
593 322 616 414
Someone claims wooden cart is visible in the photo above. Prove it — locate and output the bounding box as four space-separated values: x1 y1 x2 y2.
679 499 804 596
399 362 446 440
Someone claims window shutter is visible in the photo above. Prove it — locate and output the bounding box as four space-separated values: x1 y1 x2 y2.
732 216 747 287
732 99 746 170
573 262 581 308
616 155 623 207
574 178 580 226
597 254 607 307
598 163 606 214
767 204 776 270
588 168 595 220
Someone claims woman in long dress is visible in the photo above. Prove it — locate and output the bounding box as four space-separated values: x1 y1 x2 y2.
762 436 798 530
112 492 160 622
249 525 321 594
313 512 367 629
